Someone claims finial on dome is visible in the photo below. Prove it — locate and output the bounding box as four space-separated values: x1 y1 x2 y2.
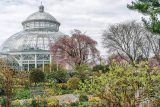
39 2 44 12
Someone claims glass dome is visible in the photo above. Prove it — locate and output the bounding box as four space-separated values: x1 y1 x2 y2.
0 5 65 71
1 31 64 52
22 5 60 32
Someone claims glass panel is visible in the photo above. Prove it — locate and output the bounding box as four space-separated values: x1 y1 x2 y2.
22 54 35 60
37 54 50 60
37 64 42 68
23 64 28 71
29 64 35 70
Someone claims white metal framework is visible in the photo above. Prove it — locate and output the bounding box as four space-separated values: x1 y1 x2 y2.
0 5 65 71
0 53 20 71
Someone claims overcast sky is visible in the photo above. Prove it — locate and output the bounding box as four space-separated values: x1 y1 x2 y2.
0 0 143 56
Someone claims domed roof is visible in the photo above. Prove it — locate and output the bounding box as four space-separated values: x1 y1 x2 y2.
25 5 57 22
1 4 65 53
22 5 60 31
26 11 57 22
1 31 65 52
25 5 56 22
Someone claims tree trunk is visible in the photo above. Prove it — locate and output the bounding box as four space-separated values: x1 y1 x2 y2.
6 96 11 107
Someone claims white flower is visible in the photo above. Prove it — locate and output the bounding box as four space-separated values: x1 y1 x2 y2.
19 99 26 105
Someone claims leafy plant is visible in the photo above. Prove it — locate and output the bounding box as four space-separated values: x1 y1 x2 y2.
48 70 67 83
77 60 160 106
29 68 45 85
31 98 36 107
79 94 88 102
47 96 58 107
12 88 30 100
67 77 81 89
59 102 92 107
92 64 109 73
44 88 55 97
72 64 90 72
57 83 68 90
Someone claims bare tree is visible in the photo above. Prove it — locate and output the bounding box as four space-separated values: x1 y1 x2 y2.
145 33 160 60
102 21 153 64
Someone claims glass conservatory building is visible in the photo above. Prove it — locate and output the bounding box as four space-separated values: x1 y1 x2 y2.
0 53 20 71
0 5 65 71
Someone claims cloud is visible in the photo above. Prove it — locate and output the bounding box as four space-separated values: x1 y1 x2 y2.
0 0 143 56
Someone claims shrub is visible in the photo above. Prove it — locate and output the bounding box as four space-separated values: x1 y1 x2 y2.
44 88 55 97
47 96 58 107
11 99 31 107
68 71 89 81
0 96 6 107
48 70 67 83
0 88 5 96
79 94 88 102
60 89 74 95
60 102 92 107
24 80 30 89
12 88 30 100
31 97 44 107
57 83 68 89
29 68 45 85
31 98 36 107
72 64 90 72
92 64 109 73
67 77 81 89
88 96 101 102
11 99 20 106
68 71 80 77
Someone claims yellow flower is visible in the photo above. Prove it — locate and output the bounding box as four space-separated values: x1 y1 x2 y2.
35 95 41 100
27 98 32 104
88 97 101 102
47 96 58 106
12 99 20 104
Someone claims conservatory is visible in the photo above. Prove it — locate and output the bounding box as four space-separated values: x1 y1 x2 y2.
0 5 65 71
0 53 20 71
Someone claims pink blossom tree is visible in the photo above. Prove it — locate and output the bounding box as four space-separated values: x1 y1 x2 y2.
50 30 99 67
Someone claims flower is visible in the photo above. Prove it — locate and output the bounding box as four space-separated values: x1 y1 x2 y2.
19 99 26 105
35 95 41 100
88 97 101 102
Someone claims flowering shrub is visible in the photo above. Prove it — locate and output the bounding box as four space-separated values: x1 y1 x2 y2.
77 61 160 106
88 97 101 102
47 96 58 107
67 77 81 89
11 99 20 106
34 95 42 101
11 96 56 107
44 88 55 97
60 102 92 107
11 99 31 107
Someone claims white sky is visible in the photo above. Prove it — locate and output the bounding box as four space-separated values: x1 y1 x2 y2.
0 0 143 56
